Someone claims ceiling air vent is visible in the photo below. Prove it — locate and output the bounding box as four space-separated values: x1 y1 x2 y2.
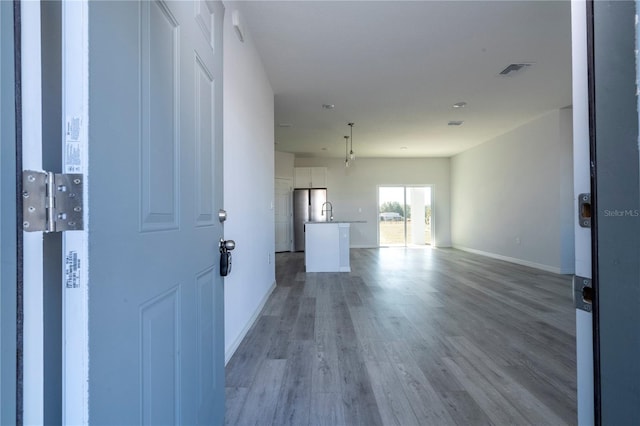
499 63 532 76
448 120 464 126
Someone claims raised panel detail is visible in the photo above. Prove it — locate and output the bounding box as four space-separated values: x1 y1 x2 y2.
196 268 214 407
195 0 215 49
140 0 180 232
140 286 181 425
195 55 215 226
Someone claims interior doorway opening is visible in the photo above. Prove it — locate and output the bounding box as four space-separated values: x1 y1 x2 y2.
378 186 432 247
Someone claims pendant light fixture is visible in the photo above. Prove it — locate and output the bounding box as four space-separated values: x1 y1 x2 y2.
348 122 355 161
344 135 350 167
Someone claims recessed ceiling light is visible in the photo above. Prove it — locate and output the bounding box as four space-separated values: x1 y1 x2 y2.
278 123 293 128
400 146 408 150
452 102 467 109
448 120 464 126
322 104 335 110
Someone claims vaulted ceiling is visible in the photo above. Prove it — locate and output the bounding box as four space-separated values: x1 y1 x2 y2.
237 0 572 158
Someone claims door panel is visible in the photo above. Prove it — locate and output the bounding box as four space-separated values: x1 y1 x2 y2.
140 287 180 424
195 56 216 226
87 1 224 423
141 0 179 231
196 268 215 405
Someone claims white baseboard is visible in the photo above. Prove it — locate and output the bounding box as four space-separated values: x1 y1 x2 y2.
224 280 277 365
350 244 453 249
453 245 563 274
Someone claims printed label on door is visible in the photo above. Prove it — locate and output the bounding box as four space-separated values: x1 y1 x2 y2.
65 143 82 173
65 250 81 288
65 116 83 173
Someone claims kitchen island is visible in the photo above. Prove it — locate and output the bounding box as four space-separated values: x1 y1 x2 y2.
304 221 353 272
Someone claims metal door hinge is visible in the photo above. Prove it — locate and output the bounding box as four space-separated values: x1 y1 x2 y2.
22 170 84 232
573 275 593 312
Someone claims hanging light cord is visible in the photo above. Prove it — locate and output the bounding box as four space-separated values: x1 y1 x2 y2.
348 122 355 160
344 135 350 167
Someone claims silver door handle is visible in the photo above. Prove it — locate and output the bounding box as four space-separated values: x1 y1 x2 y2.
219 239 235 252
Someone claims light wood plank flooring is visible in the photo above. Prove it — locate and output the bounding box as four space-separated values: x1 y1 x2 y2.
225 248 577 425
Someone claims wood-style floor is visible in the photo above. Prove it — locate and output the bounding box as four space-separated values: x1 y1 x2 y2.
225 248 577 426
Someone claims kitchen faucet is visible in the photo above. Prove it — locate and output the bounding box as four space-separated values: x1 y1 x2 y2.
321 202 333 222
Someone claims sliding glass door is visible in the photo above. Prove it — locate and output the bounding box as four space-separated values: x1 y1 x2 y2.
378 186 432 247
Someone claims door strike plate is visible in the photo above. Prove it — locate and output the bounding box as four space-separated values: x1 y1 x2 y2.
573 275 593 312
22 170 84 232
578 193 591 228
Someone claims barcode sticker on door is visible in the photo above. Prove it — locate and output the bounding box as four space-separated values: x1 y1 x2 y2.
65 250 81 288
65 143 82 173
65 116 83 173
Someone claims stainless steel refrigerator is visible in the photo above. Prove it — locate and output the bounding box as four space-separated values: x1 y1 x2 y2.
293 188 327 251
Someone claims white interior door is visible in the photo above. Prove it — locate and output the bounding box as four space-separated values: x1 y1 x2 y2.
63 1 226 423
275 178 292 252
589 1 640 422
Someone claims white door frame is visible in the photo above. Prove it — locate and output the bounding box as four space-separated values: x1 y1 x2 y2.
21 1 90 423
21 2 45 423
19 0 595 423
571 1 594 425
61 1 89 423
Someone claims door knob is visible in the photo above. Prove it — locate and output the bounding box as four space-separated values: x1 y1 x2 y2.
219 239 235 251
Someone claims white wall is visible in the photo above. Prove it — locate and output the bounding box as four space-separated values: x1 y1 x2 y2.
223 4 275 362
451 109 574 273
294 157 451 247
275 151 294 179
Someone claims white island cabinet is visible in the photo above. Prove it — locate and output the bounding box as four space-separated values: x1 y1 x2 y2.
305 222 350 272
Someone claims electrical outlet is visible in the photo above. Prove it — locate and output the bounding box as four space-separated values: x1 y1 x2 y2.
515 237 521 245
